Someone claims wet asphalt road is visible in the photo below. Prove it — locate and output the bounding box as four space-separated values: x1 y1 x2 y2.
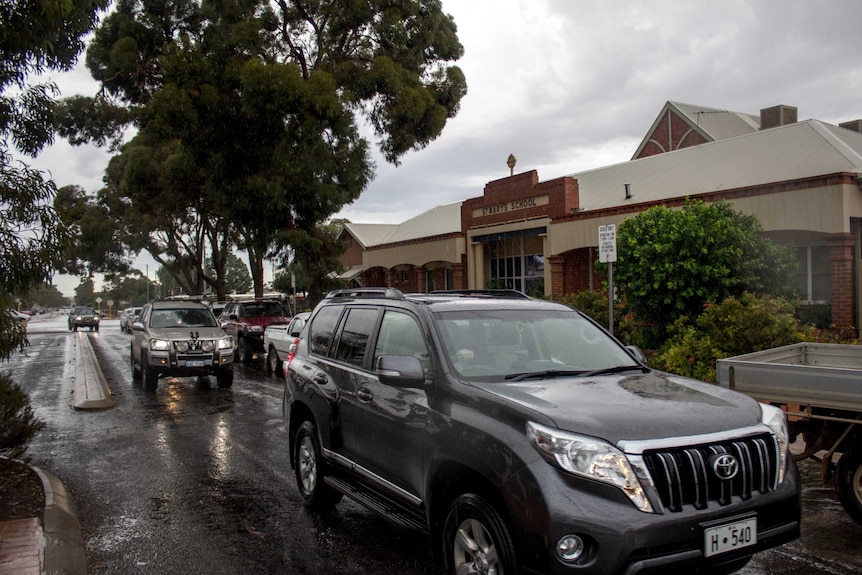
7 315 862 574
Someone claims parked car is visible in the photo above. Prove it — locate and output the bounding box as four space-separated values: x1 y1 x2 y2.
284 288 800 575
68 306 100 331
264 311 310 377
219 298 291 363
130 299 235 389
120 307 142 333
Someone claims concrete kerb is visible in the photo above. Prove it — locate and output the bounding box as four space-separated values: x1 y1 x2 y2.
72 331 116 410
32 467 88 575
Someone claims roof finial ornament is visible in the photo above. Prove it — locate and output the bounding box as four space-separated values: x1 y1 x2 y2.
507 153 517 176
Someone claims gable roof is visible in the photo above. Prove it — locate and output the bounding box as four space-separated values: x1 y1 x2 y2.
341 223 398 248
343 201 463 248
574 118 862 212
631 101 761 159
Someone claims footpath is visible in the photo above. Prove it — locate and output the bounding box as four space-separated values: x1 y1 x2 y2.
0 330 114 575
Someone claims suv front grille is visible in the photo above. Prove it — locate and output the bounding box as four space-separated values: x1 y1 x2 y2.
643 433 778 512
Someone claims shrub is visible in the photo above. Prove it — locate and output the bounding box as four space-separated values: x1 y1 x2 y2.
655 293 814 382
613 200 798 345
0 372 45 460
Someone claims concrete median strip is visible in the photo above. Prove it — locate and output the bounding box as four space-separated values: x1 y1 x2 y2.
72 332 116 410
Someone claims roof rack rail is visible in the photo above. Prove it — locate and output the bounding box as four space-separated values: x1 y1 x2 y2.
429 289 531 299
325 288 406 300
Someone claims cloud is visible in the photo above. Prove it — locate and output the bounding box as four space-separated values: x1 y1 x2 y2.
26 0 862 231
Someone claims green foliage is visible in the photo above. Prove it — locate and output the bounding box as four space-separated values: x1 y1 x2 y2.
654 293 814 382
73 277 96 306
0 373 45 460
796 302 831 329
64 0 466 298
206 253 252 295
614 200 798 346
555 290 610 328
272 220 349 302
0 0 105 459
102 274 152 307
54 185 131 276
23 283 69 309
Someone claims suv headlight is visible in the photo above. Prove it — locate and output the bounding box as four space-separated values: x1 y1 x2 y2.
217 336 233 350
527 421 653 513
149 338 171 351
760 403 789 486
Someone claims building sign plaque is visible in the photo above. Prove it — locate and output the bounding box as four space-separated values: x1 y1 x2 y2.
474 195 549 218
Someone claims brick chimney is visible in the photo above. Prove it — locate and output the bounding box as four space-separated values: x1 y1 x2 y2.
760 105 797 130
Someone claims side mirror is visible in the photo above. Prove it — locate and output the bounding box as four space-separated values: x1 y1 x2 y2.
376 356 426 388
131 321 144 331
626 345 646 364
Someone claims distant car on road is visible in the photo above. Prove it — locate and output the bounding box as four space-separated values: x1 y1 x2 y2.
219 298 291 363
120 307 142 333
264 311 310 377
68 306 100 331
130 299 234 390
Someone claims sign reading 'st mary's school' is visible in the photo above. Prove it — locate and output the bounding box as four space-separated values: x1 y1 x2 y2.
473 195 549 218
599 224 617 263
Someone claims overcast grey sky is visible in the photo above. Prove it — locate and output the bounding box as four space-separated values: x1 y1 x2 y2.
34 0 862 295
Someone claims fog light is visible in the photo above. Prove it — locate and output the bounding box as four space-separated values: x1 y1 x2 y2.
556 535 584 562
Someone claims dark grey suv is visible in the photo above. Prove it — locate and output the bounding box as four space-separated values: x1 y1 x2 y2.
284 289 800 575
131 299 235 389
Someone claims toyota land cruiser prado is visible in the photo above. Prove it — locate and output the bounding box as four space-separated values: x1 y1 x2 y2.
283 288 800 575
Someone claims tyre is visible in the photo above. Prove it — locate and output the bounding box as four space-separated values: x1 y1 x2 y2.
141 352 158 390
836 446 862 526
216 368 234 388
267 346 282 377
294 420 342 508
73 325 78 331
237 337 253 363
131 345 141 383
442 493 516 575
94 325 99 332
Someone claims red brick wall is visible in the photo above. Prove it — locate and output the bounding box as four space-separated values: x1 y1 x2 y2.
340 234 363 267
635 110 708 159
462 170 579 231
827 233 856 327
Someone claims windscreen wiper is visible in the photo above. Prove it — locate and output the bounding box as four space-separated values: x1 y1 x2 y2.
575 365 650 378
505 370 585 382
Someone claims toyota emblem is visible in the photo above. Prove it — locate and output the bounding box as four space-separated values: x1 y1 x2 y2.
710 453 739 480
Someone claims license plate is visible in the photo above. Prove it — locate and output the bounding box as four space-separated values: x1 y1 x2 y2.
186 359 205 367
704 517 757 557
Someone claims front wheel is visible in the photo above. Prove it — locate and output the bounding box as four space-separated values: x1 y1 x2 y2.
130 344 141 383
294 421 342 508
442 493 516 575
837 447 862 526
267 346 282 377
141 352 158 390
237 337 253 363
216 369 234 388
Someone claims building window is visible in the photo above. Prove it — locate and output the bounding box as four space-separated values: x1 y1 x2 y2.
487 236 544 294
794 245 830 303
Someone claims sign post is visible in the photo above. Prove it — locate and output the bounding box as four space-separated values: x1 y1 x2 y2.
598 224 617 334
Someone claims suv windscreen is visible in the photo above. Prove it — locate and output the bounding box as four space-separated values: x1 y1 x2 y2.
150 307 217 329
433 308 637 379
239 302 286 317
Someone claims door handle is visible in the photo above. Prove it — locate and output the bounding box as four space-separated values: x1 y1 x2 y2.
357 388 373 402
